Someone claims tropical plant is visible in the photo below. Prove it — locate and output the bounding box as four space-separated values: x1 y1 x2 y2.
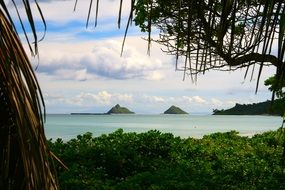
265 75 285 129
49 130 285 190
0 1 58 189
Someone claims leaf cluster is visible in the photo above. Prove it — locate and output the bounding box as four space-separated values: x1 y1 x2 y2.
49 129 285 190
265 75 285 99
0 1 56 189
132 0 285 92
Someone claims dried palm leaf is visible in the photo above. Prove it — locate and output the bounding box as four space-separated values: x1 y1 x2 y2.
0 1 58 189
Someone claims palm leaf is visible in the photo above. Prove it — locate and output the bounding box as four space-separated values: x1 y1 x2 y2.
0 1 58 189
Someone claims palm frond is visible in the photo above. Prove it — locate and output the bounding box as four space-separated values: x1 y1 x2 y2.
0 1 58 189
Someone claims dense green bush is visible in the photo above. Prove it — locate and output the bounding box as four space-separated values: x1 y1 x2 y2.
48 129 285 190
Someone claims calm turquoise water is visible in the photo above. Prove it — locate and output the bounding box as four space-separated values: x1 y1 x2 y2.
44 114 283 140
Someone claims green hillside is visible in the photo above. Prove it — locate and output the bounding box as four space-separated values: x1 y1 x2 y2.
213 99 284 116
164 105 188 114
107 104 134 114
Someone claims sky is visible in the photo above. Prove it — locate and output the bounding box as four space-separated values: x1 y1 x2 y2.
12 0 276 114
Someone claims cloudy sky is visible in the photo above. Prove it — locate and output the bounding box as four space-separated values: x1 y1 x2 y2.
13 0 275 114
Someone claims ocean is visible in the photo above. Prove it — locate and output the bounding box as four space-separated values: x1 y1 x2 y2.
44 114 283 140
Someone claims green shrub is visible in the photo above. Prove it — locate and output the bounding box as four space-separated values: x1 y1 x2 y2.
49 129 285 190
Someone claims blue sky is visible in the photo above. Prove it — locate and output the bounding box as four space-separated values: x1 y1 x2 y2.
14 0 276 114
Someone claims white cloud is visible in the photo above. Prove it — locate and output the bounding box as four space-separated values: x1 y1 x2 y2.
114 93 133 103
211 98 224 107
182 96 193 103
94 91 112 104
210 98 235 109
35 39 166 81
192 96 207 104
57 91 133 107
54 68 89 81
141 95 165 104
225 100 237 107
42 88 274 114
145 71 164 81
181 95 207 104
139 95 209 109
43 93 65 105
75 91 112 105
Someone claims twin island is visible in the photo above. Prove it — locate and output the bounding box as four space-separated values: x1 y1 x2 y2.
71 99 284 115
71 104 188 115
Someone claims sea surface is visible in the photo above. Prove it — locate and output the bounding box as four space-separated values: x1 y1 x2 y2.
44 114 283 140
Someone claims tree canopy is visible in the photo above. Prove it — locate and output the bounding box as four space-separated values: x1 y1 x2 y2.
131 0 285 94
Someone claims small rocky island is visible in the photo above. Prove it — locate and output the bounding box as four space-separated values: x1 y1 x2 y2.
107 104 135 114
164 105 188 114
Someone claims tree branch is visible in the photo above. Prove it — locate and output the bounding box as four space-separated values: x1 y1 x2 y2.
229 53 282 67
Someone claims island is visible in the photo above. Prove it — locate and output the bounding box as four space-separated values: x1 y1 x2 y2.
71 104 135 115
213 99 284 116
107 104 135 114
164 105 188 114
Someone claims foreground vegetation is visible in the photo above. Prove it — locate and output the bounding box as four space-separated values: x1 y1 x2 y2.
49 129 285 190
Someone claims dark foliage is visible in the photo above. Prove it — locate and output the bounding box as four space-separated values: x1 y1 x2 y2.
49 129 285 190
213 99 285 115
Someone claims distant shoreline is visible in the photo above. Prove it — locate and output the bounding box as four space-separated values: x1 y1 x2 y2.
213 100 284 116
70 113 109 115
